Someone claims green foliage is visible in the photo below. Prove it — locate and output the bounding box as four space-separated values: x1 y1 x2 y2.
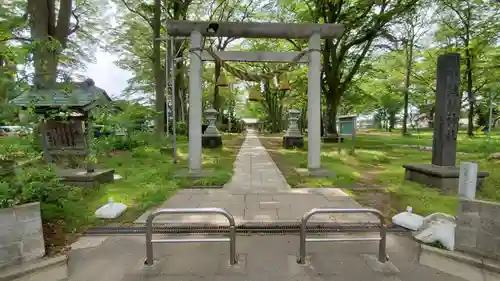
0 142 26 162
0 165 72 220
176 121 188 136
0 136 38 161
96 135 143 152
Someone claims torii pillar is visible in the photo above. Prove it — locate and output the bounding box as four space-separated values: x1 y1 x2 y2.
307 32 321 170
188 30 203 173
167 20 344 174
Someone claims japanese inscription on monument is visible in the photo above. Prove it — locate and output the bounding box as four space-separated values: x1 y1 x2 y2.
432 53 461 167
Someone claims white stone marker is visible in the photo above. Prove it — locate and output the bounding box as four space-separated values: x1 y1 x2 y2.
458 162 478 199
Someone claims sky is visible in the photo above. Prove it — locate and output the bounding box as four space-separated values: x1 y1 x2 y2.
84 50 133 99
83 2 133 100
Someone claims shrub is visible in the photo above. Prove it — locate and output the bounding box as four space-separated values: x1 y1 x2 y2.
0 165 73 221
176 121 188 136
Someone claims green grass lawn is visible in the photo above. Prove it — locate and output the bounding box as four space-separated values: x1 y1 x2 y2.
71 133 244 224
1 133 244 253
260 132 500 219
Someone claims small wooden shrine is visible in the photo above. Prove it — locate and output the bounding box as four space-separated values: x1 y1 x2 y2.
11 79 115 187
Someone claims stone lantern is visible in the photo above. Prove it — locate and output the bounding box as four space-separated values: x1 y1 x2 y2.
202 107 222 148
283 108 304 149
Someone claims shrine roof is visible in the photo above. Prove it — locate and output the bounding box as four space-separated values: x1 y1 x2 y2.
10 79 112 111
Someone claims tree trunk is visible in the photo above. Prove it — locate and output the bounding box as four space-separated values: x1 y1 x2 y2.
33 44 59 89
325 89 341 135
213 62 221 109
402 38 413 136
28 0 73 89
213 62 222 123
389 111 397 131
320 108 324 137
153 0 165 136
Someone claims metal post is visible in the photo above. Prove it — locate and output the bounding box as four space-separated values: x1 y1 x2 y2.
378 220 387 263
165 40 170 137
299 214 307 263
298 208 387 264
155 36 189 163
229 225 237 264
145 212 155 266
352 117 357 154
145 208 237 266
170 38 177 163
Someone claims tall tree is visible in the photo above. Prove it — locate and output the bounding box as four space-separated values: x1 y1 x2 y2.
203 0 256 122
153 0 163 135
27 0 104 89
113 0 193 132
437 0 500 136
286 0 419 137
0 0 29 103
393 3 434 135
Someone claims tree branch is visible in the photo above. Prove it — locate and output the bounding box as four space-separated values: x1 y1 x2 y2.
442 0 469 28
55 0 72 47
209 0 226 21
472 80 488 95
0 37 32 43
340 38 374 93
121 0 153 28
68 8 80 35
286 39 302 51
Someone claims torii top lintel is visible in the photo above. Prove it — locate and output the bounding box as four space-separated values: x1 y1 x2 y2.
166 20 344 39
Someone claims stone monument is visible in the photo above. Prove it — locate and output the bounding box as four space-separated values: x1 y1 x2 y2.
403 53 488 193
283 108 304 149
202 107 222 148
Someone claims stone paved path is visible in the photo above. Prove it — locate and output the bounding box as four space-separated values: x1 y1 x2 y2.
223 131 290 192
135 129 378 225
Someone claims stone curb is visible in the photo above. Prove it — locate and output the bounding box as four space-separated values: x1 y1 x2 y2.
420 244 500 275
0 255 67 281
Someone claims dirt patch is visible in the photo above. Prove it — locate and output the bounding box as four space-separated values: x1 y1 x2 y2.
43 220 78 256
355 164 386 186
351 189 402 222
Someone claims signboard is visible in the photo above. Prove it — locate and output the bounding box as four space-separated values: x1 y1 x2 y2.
337 115 357 154
339 121 354 136
338 116 357 137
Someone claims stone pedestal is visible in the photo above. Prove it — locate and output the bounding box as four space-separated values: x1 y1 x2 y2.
283 136 304 149
58 168 115 188
202 108 222 148
403 164 488 194
283 109 304 149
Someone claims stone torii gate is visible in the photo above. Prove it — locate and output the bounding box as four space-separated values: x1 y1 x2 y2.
166 20 344 174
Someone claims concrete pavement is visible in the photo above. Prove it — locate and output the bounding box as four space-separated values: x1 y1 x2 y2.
67 234 469 281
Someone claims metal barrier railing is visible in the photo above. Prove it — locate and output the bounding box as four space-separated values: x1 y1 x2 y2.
145 208 237 266
297 208 387 264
